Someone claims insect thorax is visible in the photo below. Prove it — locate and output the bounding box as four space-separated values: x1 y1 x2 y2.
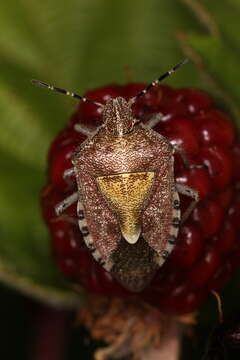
102 97 135 136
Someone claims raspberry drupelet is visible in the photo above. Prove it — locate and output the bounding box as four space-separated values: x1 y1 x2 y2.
41 82 240 314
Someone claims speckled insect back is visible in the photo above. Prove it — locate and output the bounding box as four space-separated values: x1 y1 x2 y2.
73 116 178 291
33 59 202 292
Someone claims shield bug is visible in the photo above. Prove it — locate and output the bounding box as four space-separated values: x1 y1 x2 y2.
32 59 203 292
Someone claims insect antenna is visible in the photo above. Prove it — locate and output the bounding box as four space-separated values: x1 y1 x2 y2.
129 58 189 105
31 79 104 107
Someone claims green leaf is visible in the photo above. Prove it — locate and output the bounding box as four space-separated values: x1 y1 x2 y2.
194 0 240 49
179 0 240 123
181 35 240 121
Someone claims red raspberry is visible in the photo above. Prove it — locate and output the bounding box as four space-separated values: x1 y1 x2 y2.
41 83 240 314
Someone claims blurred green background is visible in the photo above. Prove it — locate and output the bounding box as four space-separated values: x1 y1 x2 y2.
1 0 240 359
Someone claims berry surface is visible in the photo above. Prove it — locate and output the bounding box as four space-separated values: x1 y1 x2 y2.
41 83 240 314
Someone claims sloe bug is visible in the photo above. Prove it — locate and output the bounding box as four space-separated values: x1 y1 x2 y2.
32 59 203 292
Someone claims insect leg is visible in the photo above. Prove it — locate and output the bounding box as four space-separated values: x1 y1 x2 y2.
55 191 79 216
51 215 78 226
145 113 164 128
63 167 75 180
176 184 199 223
74 123 94 137
173 145 207 170
62 167 76 187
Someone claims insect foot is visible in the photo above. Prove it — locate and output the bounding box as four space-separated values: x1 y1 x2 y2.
40 77 240 314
